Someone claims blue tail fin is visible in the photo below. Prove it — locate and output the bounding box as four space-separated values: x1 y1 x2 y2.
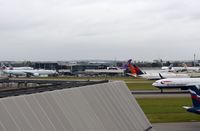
188 85 200 108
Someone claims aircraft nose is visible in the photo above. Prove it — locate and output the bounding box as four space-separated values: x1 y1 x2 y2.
152 82 158 87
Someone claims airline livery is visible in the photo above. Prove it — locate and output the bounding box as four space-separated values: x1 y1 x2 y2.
1 65 58 77
2 69 58 77
152 78 200 90
183 85 200 115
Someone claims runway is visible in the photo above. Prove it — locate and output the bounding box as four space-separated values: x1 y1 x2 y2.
131 89 190 98
153 122 200 131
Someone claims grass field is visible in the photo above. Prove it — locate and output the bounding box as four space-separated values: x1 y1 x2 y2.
126 82 156 90
136 97 200 123
33 76 157 90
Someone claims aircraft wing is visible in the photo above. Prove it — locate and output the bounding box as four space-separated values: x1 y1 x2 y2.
126 73 137 77
183 106 191 109
186 84 200 89
23 71 35 76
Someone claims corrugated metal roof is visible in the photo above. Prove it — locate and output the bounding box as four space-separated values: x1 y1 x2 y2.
0 81 154 131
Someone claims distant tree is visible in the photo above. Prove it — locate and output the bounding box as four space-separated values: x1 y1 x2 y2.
151 63 162 67
165 61 171 66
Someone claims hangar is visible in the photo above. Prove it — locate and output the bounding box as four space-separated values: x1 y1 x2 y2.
0 81 154 131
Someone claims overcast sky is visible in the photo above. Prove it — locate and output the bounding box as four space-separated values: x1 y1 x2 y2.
0 0 200 61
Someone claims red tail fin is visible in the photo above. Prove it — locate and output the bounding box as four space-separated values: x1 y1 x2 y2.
127 59 144 75
127 59 137 75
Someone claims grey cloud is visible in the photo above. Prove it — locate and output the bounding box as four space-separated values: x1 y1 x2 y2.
0 0 200 61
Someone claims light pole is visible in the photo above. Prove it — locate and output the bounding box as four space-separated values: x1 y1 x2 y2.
194 53 196 67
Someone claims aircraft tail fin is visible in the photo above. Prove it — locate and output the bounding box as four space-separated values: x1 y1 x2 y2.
127 59 137 75
182 63 188 71
182 63 187 68
0 63 7 70
127 59 144 76
188 85 200 108
168 64 173 70
133 65 144 75
159 73 165 79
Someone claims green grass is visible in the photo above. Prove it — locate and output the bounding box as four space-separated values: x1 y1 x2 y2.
32 76 156 90
136 97 200 123
126 82 156 90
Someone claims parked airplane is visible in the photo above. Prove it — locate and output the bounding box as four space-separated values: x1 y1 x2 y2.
152 77 200 92
161 64 173 71
9 66 34 70
162 64 200 73
183 85 200 114
127 59 189 80
2 69 58 77
0 64 33 70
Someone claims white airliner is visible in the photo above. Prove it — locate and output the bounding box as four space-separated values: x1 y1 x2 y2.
139 72 190 80
161 64 173 70
2 69 58 77
162 64 200 73
0 65 33 70
7 67 33 70
152 78 200 91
